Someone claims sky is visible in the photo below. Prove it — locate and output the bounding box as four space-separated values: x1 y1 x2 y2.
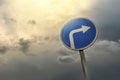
0 0 120 80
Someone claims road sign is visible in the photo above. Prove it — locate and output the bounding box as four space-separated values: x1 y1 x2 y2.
61 18 98 50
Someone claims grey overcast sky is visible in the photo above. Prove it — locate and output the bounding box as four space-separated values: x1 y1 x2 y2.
0 0 120 80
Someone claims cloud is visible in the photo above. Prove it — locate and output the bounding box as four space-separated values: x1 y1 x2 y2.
82 0 120 41
18 38 31 53
57 48 79 63
0 0 96 56
58 56 76 63
57 40 120 80
0 39 119 80
84 40 120 80
119 40 120 43
0 0 119 80
58 48 76 56
0 0 4 5
0 0 88 56
58 40 120 65
86 40 120 63
0 46 8 54
27 20 36 25
0 0 96 43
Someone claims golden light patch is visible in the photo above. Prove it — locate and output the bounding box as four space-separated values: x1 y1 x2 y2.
1 0 94 39
35 0 52 7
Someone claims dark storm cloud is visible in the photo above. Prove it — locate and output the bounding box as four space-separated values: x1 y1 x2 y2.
0 40 119 80
84 0 120 41
0 52 83 80
18 38 31 53
52 69 83 80
85 40 120 80
0 63 44 80
56 40 120 80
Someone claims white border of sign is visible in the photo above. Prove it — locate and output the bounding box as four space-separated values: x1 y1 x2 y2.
61 17 98 51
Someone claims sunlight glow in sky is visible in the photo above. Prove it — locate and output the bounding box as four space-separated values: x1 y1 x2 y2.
0 0 93 39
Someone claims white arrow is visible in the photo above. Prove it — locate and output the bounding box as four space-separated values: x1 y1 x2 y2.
69 25 91 49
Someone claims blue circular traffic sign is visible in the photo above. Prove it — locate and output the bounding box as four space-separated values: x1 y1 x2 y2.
61 18 98 50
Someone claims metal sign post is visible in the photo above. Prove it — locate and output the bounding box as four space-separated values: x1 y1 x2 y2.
61 18 98 80
79 50 89 80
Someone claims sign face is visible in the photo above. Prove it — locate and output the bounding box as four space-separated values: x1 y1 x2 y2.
61 18 98 50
